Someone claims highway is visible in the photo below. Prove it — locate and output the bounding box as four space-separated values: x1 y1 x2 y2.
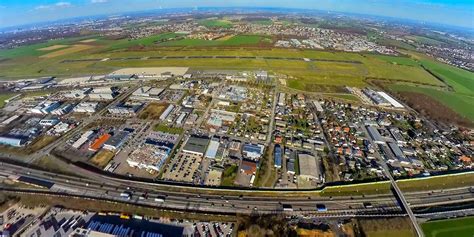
0 161 473 217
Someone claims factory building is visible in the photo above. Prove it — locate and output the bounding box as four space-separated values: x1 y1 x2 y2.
242 143 265 161
73 102 98 113
0 135 27 147
131 87 164 101
204 139 220 159
298 153 321 183
278 93 286 106
274 144 282 168
39 119 60 127
89 134 111 151
182 135 210 156
159 105 174 121
72 131 95 149
366 126 385 144
88 87 117 100
103 131 130 151
51 104 74 116
29 101 61 115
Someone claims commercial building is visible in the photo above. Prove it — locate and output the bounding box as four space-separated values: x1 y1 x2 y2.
127 143 171 172
73 102 98 113
278 93 286 106
182 135 210 156
377 91 404 108
242 143 265 160
89 134 111 151
204 139 220 159
312 101 324 112
103 131 129 151
131 87 164 101
72 131 95 149
366 126 385 144
39 118 60 127
63 88 93 99
387 142 410 165
159 105 174 121
274 144 282 168
1 115 19 126
0 135 27 147
108 102 143 116
298 153 321 183
51 104 74 116
88 87 116 100
30 101 61 115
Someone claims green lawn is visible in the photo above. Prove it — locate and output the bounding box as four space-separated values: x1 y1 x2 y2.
198 19 233 28
422 216 474 237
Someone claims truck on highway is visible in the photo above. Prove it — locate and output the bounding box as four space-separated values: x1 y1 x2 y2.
316 204 327 212
120 192 131 200
282 204 293 212
154 196 166 203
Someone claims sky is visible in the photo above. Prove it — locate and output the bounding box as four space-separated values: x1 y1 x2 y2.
0 0 473 29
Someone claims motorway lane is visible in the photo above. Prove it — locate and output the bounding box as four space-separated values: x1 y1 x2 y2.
1 162 473 216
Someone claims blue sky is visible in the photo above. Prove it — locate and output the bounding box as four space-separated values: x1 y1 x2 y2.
0 0 473 28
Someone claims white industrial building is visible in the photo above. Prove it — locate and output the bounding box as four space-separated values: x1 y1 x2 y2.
72 131 94 149
159 105 174 121
130 87 164 101
88 87 116 100
39 119 60 127
73 102 98 113
29 101 61 115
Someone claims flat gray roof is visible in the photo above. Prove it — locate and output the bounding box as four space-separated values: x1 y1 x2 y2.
183 136 210 155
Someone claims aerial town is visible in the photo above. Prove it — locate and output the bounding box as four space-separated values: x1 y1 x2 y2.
0 67 472 190
0 5 473 237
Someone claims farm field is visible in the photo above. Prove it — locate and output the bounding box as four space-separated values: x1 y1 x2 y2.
420 59 474 95
105 32 184 51
158 35 271 47
198 19 233 28
39 44 95 58
422 216 474 237
0 36 97 58
389 84 474 123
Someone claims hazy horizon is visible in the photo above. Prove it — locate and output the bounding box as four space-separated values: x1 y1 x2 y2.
0 0 473 29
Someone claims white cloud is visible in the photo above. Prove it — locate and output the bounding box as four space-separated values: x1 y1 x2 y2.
35 2 72 10
91 0 109 3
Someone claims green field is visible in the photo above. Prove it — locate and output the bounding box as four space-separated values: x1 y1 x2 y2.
159 35 271 47
0 36 97 58
422 216 474 237
372 54 419 66
420 59 474 95
105 33 184 51
0 93 18 108
390 84 474 122
198 19 233 28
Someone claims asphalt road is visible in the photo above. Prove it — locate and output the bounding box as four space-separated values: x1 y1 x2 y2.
0 162 472 217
